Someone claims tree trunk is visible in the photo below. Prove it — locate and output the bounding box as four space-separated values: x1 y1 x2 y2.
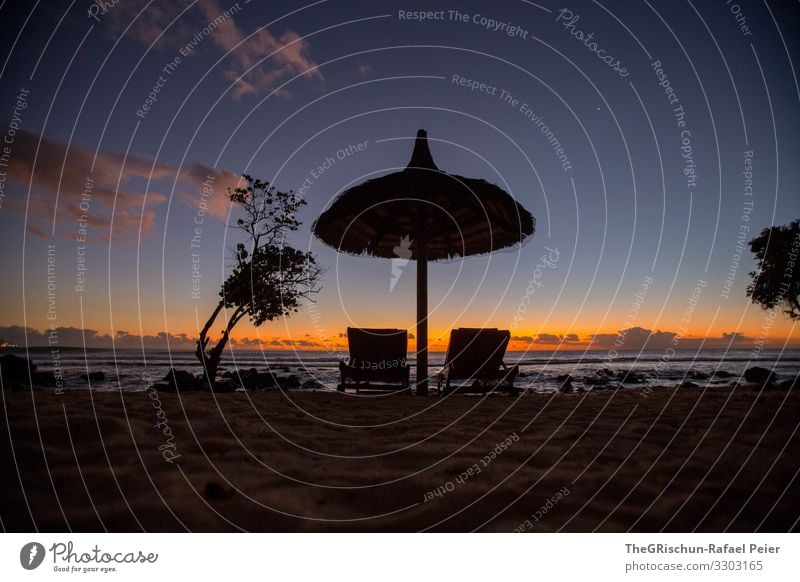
196 302 245 390
196 300 224 388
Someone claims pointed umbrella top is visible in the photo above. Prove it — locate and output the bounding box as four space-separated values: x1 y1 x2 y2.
406 129 438 171
313 130 534 260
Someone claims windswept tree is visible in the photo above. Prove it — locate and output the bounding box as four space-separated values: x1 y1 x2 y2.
747 219 800 320
196 175 322 387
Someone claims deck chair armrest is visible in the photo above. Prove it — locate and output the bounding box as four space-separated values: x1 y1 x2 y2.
505 364 519 382
436 363 453 379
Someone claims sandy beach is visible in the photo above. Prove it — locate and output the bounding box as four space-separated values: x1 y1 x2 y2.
2 385 798 532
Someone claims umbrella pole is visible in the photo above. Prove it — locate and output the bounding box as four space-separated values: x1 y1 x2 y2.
416 239 428 396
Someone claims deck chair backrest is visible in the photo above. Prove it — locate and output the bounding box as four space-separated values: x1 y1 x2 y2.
445 328 510 379
347 328 407 368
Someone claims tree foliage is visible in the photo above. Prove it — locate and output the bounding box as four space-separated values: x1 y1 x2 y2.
196 175 322 387
747 219 800 320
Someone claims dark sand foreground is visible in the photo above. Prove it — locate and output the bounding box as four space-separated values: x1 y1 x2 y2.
2 386 798 532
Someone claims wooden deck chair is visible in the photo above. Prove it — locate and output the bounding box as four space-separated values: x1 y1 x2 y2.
437 328 519 395
338 328 411 393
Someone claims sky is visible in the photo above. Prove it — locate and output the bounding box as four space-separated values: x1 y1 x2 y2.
0 0 798 352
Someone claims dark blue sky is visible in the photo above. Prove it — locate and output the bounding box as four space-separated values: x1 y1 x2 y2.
0 0 798 349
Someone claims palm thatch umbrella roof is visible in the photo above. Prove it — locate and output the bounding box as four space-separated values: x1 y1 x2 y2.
313 130 535 394
313 131 534 260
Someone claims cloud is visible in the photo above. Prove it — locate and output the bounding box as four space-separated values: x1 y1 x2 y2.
99 2 192 47
589 326 678 349
180 162 242 220
100 0 323 98
292 339 318 347
229 337 261 348
511 333 582 345
500 327 792 350
0 325 196 349
356 62 372 77
197 0 323 98
0 326 329 349
3 129 240 240
270 339 325 348
721 331 750 344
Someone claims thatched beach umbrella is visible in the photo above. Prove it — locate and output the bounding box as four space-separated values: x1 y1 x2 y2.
313 130 535 394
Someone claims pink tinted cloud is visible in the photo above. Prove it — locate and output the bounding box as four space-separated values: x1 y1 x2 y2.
4 129 237 240
99 1 194 48
198 0 323 98
99 0 323 98
181 163 242 221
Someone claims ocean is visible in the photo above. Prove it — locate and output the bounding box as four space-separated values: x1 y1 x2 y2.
10 347 800 393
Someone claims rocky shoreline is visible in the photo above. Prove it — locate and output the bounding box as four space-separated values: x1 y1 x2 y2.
2 353 797 395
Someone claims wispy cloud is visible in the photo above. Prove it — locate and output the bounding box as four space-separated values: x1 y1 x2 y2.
512 333 582 345
589 327 677 349
3 129 239 240
355 62 372 77
0 325 196 349
99 1 192 47
197 0 323 98
507 328 778 349
588 326 760 349
100 0 323 98
0 326 337 350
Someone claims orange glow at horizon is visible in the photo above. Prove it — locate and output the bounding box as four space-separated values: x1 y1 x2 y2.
219 321 799 351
